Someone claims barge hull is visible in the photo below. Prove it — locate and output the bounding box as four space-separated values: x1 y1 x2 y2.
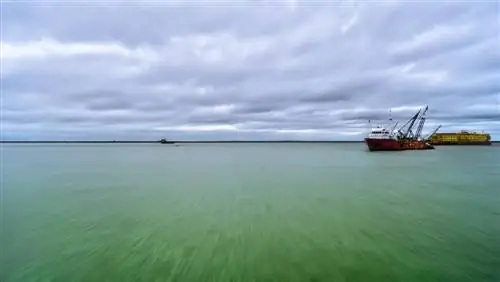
429 141 491 145
428 132 491 145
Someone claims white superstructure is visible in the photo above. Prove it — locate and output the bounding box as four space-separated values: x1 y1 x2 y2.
367 126 397 139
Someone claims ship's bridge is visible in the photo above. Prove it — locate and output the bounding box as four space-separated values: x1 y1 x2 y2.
368 127 395 139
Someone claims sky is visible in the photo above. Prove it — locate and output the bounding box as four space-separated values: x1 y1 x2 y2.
1 0 499 141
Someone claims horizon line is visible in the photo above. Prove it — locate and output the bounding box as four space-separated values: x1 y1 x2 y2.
0 140 365 143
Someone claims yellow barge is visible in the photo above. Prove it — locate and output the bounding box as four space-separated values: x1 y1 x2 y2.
428 130 491 145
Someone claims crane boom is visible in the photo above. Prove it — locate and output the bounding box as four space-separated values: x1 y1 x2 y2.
390 121 399 132
424 125 441 140
397 109 421 138
415 105 429 139
403 109 422 138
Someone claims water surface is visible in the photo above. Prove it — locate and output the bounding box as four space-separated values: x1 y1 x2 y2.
2 143 499 281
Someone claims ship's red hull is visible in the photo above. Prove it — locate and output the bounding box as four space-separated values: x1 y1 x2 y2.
364 138 403 151
365 138 434 151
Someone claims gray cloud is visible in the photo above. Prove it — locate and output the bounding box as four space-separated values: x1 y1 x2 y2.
1 0 499 141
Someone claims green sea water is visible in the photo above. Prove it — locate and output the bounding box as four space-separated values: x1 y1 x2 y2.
1 143 499 282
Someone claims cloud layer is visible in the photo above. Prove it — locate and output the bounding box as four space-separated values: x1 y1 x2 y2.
2 0 499 140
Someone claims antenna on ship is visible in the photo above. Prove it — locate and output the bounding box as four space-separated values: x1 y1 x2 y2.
389 108 392 121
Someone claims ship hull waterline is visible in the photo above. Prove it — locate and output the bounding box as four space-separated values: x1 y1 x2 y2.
365 138 435 152
429 141 492 146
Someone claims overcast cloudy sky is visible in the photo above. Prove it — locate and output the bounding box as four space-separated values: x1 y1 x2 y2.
1 0 499 141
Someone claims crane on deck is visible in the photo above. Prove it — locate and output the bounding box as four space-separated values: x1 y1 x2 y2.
397 109 422 139
414 106 429 140
393 105 438 141
423 125 442 140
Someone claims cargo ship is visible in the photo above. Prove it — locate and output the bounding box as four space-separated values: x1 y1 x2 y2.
365 126 435 151
428 131 491 145
364 106 438 151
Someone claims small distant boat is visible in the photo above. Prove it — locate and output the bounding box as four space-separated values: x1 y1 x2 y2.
159 138 175 144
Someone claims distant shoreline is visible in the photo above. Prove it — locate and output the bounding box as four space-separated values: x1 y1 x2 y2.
1 140 498 144
0 140 365 144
